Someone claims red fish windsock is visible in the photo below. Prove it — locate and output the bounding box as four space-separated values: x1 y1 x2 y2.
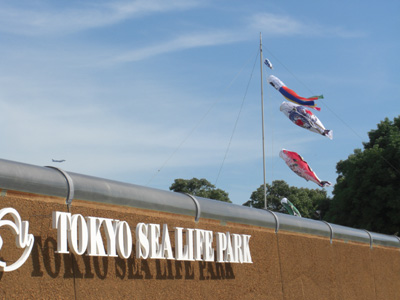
280 101 333 139
268 75 323 111
279 149 332 187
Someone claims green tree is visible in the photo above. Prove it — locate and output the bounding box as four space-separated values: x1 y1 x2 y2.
243 180 330 219
169 178 231 203
324 116 400 234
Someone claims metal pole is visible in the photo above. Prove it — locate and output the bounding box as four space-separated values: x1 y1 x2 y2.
259 33 267 209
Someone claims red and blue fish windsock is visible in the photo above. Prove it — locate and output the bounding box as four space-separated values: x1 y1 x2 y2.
268 75 323 111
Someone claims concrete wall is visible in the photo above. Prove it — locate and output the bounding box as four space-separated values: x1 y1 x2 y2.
1 189 399 300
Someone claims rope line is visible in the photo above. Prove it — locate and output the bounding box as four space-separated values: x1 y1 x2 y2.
146 49 259 186
215 50 259 185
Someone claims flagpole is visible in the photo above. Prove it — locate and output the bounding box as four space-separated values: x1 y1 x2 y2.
259 33 267 210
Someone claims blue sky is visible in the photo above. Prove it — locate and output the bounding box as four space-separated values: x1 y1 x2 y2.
1 0 399 205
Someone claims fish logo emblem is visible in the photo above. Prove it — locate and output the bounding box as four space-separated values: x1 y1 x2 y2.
0 208 35 272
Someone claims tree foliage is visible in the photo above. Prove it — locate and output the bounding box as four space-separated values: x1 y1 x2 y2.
243 180 330 219
169 178 231 203
324 116 400 234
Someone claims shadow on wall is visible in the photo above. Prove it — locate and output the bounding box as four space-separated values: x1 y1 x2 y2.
28 236 235 281
0 259 3 280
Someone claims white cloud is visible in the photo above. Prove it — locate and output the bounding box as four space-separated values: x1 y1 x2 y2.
105 11 365 65
249 12 366 38
0 0 200 36
108 30 245 64
249 13 308 36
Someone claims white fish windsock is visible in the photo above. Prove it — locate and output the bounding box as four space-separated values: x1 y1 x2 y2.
279 149 332 188
280 102 333 139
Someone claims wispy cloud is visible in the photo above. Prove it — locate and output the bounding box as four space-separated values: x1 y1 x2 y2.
106 11 365 65
0 0 200 36
109 30 244 64
249 13 309 36
0 95 260 176
249 13 366 38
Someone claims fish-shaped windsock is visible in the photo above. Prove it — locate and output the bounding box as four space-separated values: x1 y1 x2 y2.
280 101 333 139
264 58 273 70
268 75 323 111
279 149 332 188
281 198 301 217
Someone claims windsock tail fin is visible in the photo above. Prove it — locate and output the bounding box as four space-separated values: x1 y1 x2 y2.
320 181 332 187
323 130 333 140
